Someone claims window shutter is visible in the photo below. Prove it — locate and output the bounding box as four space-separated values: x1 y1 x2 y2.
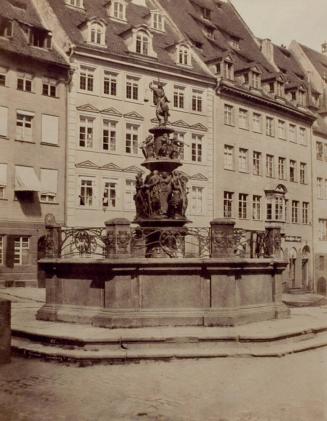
5 235 15 268
0 106 8 137
42 114 59 145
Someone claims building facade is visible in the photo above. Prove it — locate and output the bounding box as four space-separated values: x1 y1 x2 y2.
0 0 68 286
34 0 216 229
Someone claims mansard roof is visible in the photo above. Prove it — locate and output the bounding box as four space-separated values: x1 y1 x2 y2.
46 0 211 78
0 0 68 67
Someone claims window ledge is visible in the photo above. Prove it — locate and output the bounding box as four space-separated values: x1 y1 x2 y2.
0 135 9 140
40 201 59 205
42 94 59 99
15 139 35 144
17 89 35 94
0 198 8 201
41 142 59 147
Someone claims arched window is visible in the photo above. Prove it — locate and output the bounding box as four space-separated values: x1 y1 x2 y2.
89 22 105 46
136 31 149 55
178 45 190 66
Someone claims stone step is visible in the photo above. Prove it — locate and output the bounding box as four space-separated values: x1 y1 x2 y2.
283 293 327 307
11 329 327 364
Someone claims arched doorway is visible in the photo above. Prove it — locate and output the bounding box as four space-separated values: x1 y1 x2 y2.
317 277 327 295
289 248 297 289
301 245 311 290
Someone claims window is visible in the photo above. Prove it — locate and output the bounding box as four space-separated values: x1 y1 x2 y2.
0 106 8 137
317 142 323 160
319 219 327 240
14 237 29 265
126 124 139 154
126 76 139 100
266 202 272 221
302 202 309 224
0 19 13 38
221 61 234 80
300 163 306 184
103 120 117 152
299 127 307 145
16 112 33 142
191 134 203 162
275 197 284 221
178 45 190 66
238 148 248 172
80 67 94 92
136 31 149 55
319 256 325 271
238 194 248 219
224 192 233 218
112 1 126 20
266 154 274 178
317 177 323 199
125 179 136 210
276 82 284 97
285 199 289 223
266 116 274 137
0 236 3 265
202 7 211 19
176 132 185 160
289 160 296 182
152 11 164 31
79 116 94 148
191 186 203 214
103 71 117 96
79 179 94 207
0 164 7 199
224 104 234 126
224 145 234 170
278 157 286 180
29 29 52 49
42 79 57 97
89 22 105 46
17 73 32 92
291 200 299 223
298 89 305 106
66 0 84 8
289 124 297 143
0 73 5 87
253 151 261 176
103 181 116 208
173 86 185 109
239 108 249 130
192 90 203 112
251 71 260 89
278 120 286 140
40 169 58 203
42 114 59 145
252 195 261 220
252 113 262 133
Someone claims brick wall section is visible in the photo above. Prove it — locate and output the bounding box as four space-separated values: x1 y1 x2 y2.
0 299 11 364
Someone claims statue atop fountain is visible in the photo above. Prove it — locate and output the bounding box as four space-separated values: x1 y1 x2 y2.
134 81 190 255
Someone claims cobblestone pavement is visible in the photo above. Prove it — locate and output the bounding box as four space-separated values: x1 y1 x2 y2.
0 349 327 421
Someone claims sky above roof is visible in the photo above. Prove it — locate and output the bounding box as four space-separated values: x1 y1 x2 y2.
231 0 326 52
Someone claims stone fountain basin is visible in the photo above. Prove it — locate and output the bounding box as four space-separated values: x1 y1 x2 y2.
36 257 289 328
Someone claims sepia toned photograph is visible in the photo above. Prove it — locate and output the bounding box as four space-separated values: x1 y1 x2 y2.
0 0 327 420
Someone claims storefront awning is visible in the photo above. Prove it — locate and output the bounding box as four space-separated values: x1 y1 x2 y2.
15 166 41 192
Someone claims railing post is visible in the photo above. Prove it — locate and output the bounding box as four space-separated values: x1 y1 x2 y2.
105 218 131 258
210 218 235 258
265 225 282 258
45 220 62 259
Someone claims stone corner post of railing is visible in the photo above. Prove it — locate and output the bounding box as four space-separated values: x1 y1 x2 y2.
264 224 282 259
210 218 236 258
105 218 132 258
0 299 11 364
45 221 62 259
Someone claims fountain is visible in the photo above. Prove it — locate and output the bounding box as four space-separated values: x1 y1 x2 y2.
36 83 290 328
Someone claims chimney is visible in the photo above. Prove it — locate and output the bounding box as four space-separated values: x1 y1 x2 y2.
322 41 327 55
260 38 275 65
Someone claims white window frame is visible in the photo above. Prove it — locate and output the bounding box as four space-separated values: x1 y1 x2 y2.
191 134 203 163
125 123 139 155
238 148 248 173
253 151 261 176
289 124 297 143
278 157 286 180
42 78 57 97
191 186 204 215
79 177 96 208
16 111 34 142
102 179 117 209
14 237 29 266
79 66 95 92
79 115 94 149
135 31 150 56
89 21 105 46
278 119 286 140
239 108 249 130
124 179 136 211
126 76 139 101
252 195 261 220
238 193 248 219
177 45 190 66
192 90 203 113
0 106 8 137
173 86 185 109
224 191 233 218
266 155 274 178
151 11 164 32
224 104 234 126
17 72 32 92
224 145 234 170
102 119 117 152
252 112 262 133
103 71 118 96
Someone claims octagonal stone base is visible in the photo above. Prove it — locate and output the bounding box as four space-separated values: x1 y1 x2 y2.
37 258 290 328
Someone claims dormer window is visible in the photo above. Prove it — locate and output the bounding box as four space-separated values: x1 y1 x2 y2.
221 59 234 80
242 67 261 89
202 7 211 19
65 0 84 8
297 88 306 106
28 28 52 49
136 31 149 55
230 38 240 50
0 19 13 38
151 10 164 32
177 45 190 66
111 0 127 21
89 21 106 46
